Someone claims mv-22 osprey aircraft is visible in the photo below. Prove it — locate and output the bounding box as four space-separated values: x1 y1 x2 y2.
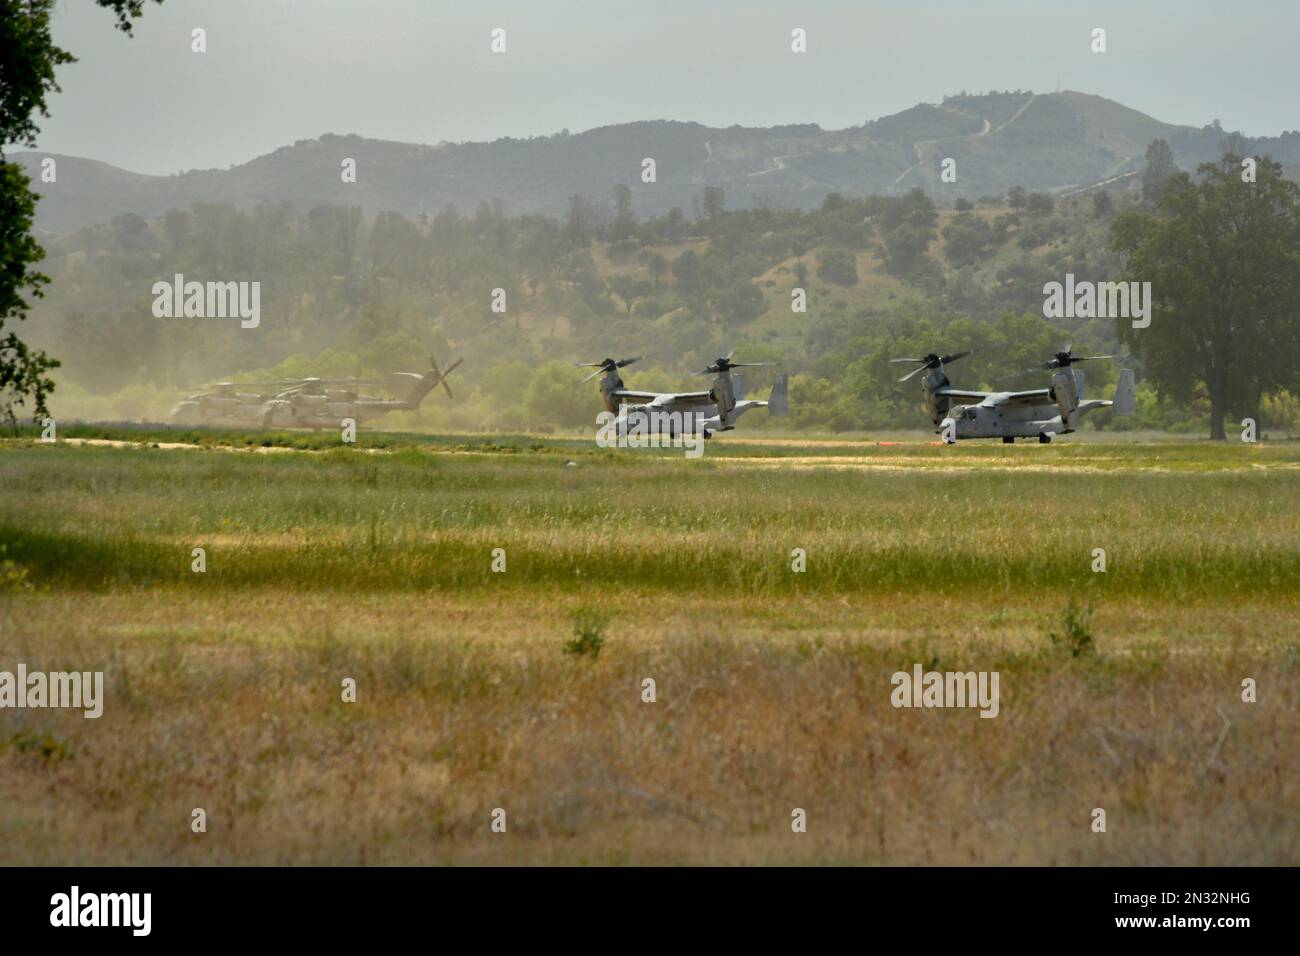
893 347 1135 443
579 351 788 437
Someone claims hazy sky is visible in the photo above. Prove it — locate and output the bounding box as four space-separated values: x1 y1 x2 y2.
29 0 1300 175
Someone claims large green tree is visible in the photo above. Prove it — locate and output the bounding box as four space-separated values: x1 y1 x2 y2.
1112 154 1300 439
1140 138 1177 206
1 0 160 425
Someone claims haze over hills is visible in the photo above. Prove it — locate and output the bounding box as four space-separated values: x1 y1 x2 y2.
16 90 1300 234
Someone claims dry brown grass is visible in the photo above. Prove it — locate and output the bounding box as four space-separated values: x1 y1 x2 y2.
2 590 1296 865
2 440 1296 864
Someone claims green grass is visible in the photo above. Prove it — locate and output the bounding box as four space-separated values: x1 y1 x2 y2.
1 441 1297 598
2 437 1297 864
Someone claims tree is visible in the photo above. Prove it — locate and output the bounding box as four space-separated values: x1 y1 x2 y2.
821 192 846 212
701 186 725 222
564 193 598 247
881 224 933 276
991 212 1017 242
607 275 652 316
1025 191 1054 216
1219 132 1250 158
816 249 858 286
523 361 592 428
1 0 161 425
941 214 996 267
646 253 668 287
671 250 705 292
611 183 633 218
0 164 54 424
711 281 765 326
879 187 937 231
1141 138 1177 206
1007 186 1028 210
1112 154 1300 439
1092 191 1114 218
609 184 635 242
663 206 688 242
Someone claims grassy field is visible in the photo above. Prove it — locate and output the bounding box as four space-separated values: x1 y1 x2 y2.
1 431 1297 864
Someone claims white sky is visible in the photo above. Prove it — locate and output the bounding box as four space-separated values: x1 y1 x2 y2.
31 0 1300 174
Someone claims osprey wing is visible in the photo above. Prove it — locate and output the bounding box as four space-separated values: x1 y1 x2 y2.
645 391 715 409
978 389 1054 407
611 389 716 409
934 387 990 402
610 390 663 402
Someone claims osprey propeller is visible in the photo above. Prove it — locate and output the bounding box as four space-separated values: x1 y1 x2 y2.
1015 344 1114 377
1041 344 1112 369
890 350 971 382
698 349 776 375
578 356 642 383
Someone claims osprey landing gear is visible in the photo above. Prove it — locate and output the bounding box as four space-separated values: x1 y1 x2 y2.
1002 436 1014 444
1038 433 1052 444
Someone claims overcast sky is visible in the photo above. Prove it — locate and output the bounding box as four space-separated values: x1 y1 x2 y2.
29 0 1300 175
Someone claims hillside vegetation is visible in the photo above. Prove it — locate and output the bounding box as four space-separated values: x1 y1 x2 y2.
17 90 1300 233
28 168 1300 436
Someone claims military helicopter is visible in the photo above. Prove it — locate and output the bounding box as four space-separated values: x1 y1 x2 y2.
892 346 1134 443
579 351 788 437
171 357 461 430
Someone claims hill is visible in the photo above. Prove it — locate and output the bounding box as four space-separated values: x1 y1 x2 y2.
15 90 1300 234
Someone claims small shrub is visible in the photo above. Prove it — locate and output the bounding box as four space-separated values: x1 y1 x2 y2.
0 546 33 592
1045 599 1096 658
5 731 74 762
564 609 608 658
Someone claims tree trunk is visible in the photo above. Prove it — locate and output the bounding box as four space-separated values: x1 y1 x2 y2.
1247 382 1263 437
1209 404 1227 440
1209 364 1227 440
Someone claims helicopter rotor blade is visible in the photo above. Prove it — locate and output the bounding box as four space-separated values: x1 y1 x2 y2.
438 357 462 399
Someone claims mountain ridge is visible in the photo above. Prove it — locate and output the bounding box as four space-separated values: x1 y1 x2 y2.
15 90 1300 233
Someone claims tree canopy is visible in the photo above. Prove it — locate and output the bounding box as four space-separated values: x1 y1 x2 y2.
1112 154 1300 438
0 0 162 424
